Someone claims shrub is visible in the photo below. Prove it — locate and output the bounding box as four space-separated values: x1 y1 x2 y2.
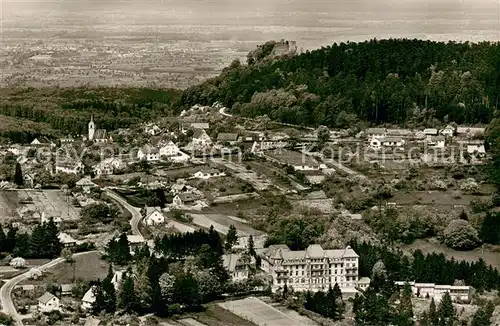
460 178 479 194
442 219 480 250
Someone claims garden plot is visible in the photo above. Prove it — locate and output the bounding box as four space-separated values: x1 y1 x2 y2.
218 297 317 326
19 190 80 220
0 190 80 221
189 213 264 236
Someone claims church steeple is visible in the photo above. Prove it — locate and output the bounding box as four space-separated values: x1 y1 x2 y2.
88 115 95 140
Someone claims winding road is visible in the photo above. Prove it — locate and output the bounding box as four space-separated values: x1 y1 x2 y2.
104 188 143 237
0 251 96 326
0 189 144 325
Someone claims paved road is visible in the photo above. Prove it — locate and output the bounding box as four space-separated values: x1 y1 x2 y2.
104 188 144 238
0 251 96 326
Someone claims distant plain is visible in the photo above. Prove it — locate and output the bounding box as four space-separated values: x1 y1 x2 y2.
2 0 500 88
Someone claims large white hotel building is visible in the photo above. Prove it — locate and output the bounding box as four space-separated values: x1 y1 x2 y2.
259 244 370 293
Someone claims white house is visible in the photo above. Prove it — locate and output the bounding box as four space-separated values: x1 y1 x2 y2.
217 133 240 145
365 128 387 139
424 128 439 136
58 232 77 247
222 253 254 282
441 125 455 137
193 168 226 179
30 137 55 148
190 122 210 130
395 282 470 303
380 137 404 148
137 147 160 162
55 160 84 175
81 287 96 310
38 292 60 313
190 129 213 148
144 123 161 136
465 141 486 155
60 134 75 144
81 270 123 310
41 212 62 226
159 141 180 157
94 157 123 177
172 193 197 207
144 207 166 226
76 177 97 193
427 135 446 148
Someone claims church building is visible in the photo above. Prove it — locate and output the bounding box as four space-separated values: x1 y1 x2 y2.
88 116 109 143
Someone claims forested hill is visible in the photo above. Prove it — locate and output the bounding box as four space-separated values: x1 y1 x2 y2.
179 39 500 127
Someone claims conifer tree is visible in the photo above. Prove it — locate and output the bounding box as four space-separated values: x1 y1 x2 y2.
0 224 7 253
13 163 23 187
91 281 106 315
428 298 439 326
225 224 238 251
116 233 131 265
29 224 45 257
44 217 62 257
118 270 137 313
5 226 16 253
247 234 256 257
101 265 117 313
393 282 414 326
135 263 153 312
437 292 455 326
479 212 500 244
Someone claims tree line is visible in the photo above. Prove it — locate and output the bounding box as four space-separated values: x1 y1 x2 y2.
180 39 500 127
0 219 62 259
94 227 260 317
351 240 500 291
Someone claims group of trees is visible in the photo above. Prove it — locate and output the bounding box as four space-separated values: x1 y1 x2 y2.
302 283 344 320
0 87 180 142
180 39 500 127
95 227 262 317
351 241 500 291
0 219 61 259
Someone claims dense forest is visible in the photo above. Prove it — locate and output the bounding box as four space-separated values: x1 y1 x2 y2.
180 39 500 127
0 87 180 142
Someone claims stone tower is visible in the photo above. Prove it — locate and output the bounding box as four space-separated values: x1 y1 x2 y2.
88 115 95 140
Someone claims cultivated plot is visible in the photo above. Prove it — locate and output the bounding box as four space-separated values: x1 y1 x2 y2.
218 297 317 326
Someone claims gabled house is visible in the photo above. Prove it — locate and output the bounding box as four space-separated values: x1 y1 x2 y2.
193 168 226 179
84 317 101 326
58 232 77 247
173 193 197 207
30 137 55 148
190 122 210 130
457 126 486 138
76 177 97 193
38 292 60 312
217 133 239 145
144 207 166 226
427 136 446 148
137 147 160 162
440 125 455 137
365 128 387 139
424 128 439 137
190 129 213 148
222 253 254 282
60 134 75 144
159 141 180 157
380 137 405 148
144 123 161 136
55 160 84 175
464 140 486 155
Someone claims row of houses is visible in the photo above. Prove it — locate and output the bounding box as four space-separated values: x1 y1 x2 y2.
365 125 485 140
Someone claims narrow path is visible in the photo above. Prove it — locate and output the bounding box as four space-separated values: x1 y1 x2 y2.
0 251 96 326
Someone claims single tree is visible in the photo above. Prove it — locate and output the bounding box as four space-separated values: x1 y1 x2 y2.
247 234 256 257
118 270 138 313
61 248 76 282
225 224 238 252
13 163 23 187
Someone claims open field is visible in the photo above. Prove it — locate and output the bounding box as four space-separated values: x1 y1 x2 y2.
218 297 317 326
163 304 257 326
0 190 80 221
404 239 500 270
189 213 264 237
18 251 109 285
392 188 493 208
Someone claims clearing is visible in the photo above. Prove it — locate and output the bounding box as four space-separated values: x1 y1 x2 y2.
19 251 109 285
218 297 317 326
0 190 80 221
404 239 500 270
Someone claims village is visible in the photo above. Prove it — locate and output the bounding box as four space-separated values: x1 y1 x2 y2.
0 101 491 326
